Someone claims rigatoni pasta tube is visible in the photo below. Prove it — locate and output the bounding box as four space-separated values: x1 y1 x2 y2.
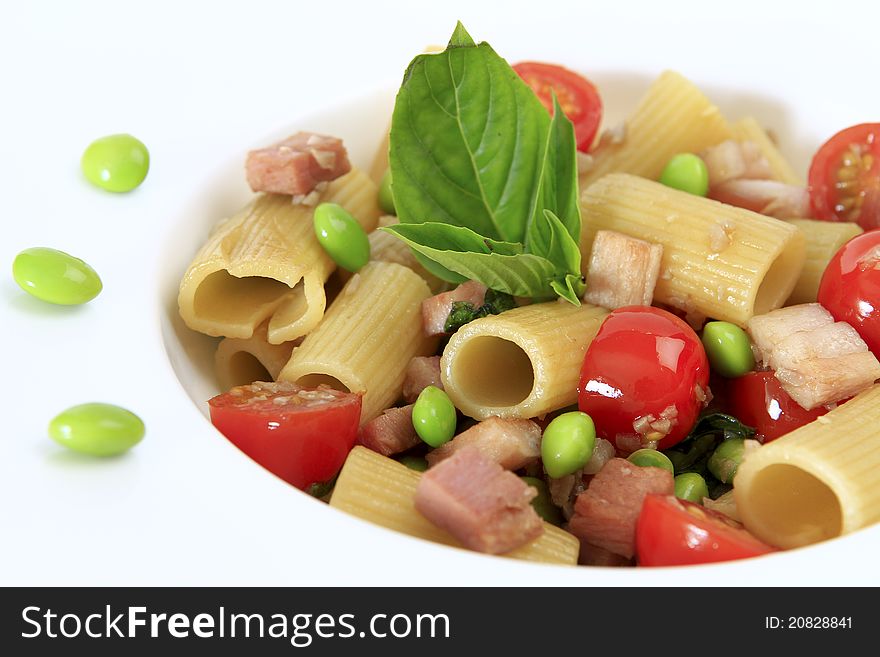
441 302 609 420
178 168 381 344
785 219 862 304
330 446 579 565
580 174 806 326
734 385 880 549
214 322 296 391
579 71 731 189
731 116 801 185
278 261 436 423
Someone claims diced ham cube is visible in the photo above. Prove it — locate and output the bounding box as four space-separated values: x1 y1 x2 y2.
700 139 773 188
414 446 544 554
577 541 634 567
711 179 810 219
246 132 351 196
357 405 420 457
747 303 833 367
768 321 868 372
775 351 880 410
402 356 443 404
583 230 663 310
425 417 541 471
567 458 673 559
421 281 487 337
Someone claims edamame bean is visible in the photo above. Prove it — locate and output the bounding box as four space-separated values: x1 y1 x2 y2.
412 386 457 448
313 202 370 272
378 170 395 215
708 438 745 483
627 448 674 474
674 472 709 504
12 247 102 305
49 403 145 456
81 134 150 192
521 476 564 525
659 153 709 197
701 321 755 378
541 411 596 479
398 455 429 472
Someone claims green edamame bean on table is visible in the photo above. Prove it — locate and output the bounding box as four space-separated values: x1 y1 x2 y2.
398 454 429 472
313 202 370 272
12 247 102 305
378 170 395 215
701 321 756 378
659 153 709 197
412 386 457 448
49 403 145 456
81 134 150 192
708 438 746 483
627 448 675 474
541 411 596 479
674 472 709 504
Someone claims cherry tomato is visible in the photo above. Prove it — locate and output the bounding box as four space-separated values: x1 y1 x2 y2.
636 494 775 567
818 229 880 355
208 381 362 490
808 123 880 229
577 306 710 451
512 61 602 152
725 371 831 443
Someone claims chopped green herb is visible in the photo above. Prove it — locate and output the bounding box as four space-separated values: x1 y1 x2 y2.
443 288 517 333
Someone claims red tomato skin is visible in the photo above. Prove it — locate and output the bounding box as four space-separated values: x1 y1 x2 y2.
636 495 775 567
209 385 361 490
818 229 880 356
512 61 602 152
577 306 710 450
808 123 880 230
726 371 829 443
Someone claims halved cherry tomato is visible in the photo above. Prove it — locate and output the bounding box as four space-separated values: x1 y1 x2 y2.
577 306 710 451
513 61 602 152
818 229 880 355
208 381 362 490
636 494 775 567
808 123 880 230
725 371 829 443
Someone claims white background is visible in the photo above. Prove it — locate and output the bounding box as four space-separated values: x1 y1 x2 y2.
2 0 878 585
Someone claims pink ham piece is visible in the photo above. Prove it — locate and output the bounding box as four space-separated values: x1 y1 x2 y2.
421 281 487 337
425 417 541 470
567 458 673 559
711 179 810 219
246 132 351 196
700 139 773 188
577 541 634 567
357 405 420 457
414 446 544 554
402 356 443 404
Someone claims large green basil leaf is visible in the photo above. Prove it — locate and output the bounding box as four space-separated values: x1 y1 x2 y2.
390 23 550 243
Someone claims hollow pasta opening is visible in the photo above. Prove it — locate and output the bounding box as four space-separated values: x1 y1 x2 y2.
193 272 290 324
296 373 351 393
449 336 535 408
226 351 272 387
754 239 803 315
739 463 843 549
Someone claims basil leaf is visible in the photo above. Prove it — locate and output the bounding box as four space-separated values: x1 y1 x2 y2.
527 95 581 255
381 222 524 256
390 27 550 243
384 225 558 298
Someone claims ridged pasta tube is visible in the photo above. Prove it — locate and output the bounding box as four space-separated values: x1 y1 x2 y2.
785 219 862 305
278 261 436 423
178 168 380 344
579 174 806 326
734 385 880 549
214 322 296 391
441 302 609 420
330 446 579 565
579 71 732 189
731 116 802 185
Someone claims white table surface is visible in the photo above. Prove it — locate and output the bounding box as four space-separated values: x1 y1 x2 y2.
2 0 878 585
